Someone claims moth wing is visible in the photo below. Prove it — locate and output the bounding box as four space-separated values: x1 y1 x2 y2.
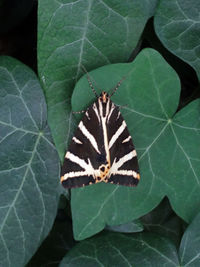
61 100 106 188
106 103 140 186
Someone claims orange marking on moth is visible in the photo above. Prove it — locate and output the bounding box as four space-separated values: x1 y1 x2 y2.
95 162 110 183
102 92 107 103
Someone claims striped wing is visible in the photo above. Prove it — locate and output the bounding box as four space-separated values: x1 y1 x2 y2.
106 103 140 186
61 93 140 188
61 99 107 188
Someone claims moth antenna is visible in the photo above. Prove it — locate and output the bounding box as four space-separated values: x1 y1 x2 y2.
109 75 127 97
80 64 98 98
87 75 99 98
73 110 85 114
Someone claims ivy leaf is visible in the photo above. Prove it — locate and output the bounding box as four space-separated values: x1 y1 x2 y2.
60 232 179 266
60 211 200 266
154 0 200 80
158 99 200 222
0 56 60 266
38 0 158 160
179 212 200 266
70 48 200 240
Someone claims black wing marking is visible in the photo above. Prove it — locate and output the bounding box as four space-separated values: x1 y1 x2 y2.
106 101 140 186
61 94 140 188
61 99 107 188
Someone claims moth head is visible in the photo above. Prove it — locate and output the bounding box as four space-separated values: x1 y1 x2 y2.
100 91 109 103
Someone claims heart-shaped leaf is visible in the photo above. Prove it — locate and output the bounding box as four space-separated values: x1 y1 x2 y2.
69 48 200 240
0 56 60 266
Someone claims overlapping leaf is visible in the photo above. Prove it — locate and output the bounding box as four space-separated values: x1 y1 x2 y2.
154 0 200 80
0 56 60 266
70 48 200 240
179 212 200 266
38 0 158 160
141 198 182 248
60 211 200 266
60 232 179 266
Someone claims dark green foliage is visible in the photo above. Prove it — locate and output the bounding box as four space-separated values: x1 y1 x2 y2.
0 0 199 266
60 212 200 266
0 57 60 266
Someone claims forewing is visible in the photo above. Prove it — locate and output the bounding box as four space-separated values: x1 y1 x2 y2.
107 102 140 186
61 100 106 188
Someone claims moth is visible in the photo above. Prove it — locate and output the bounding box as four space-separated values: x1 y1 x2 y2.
61 71 140 188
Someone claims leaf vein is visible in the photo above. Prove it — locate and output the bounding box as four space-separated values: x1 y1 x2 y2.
77 186 118 238
171 124 200 185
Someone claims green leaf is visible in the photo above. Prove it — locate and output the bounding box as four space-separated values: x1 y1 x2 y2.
37 0 158 160
179 212 200 266
0 56 60 266
141 198 182 248
59 211 200 266
154 0 200 80
60 232 179 266
163 100 200 222
70 48 200 240
105 219 143 233
70 48 177 240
